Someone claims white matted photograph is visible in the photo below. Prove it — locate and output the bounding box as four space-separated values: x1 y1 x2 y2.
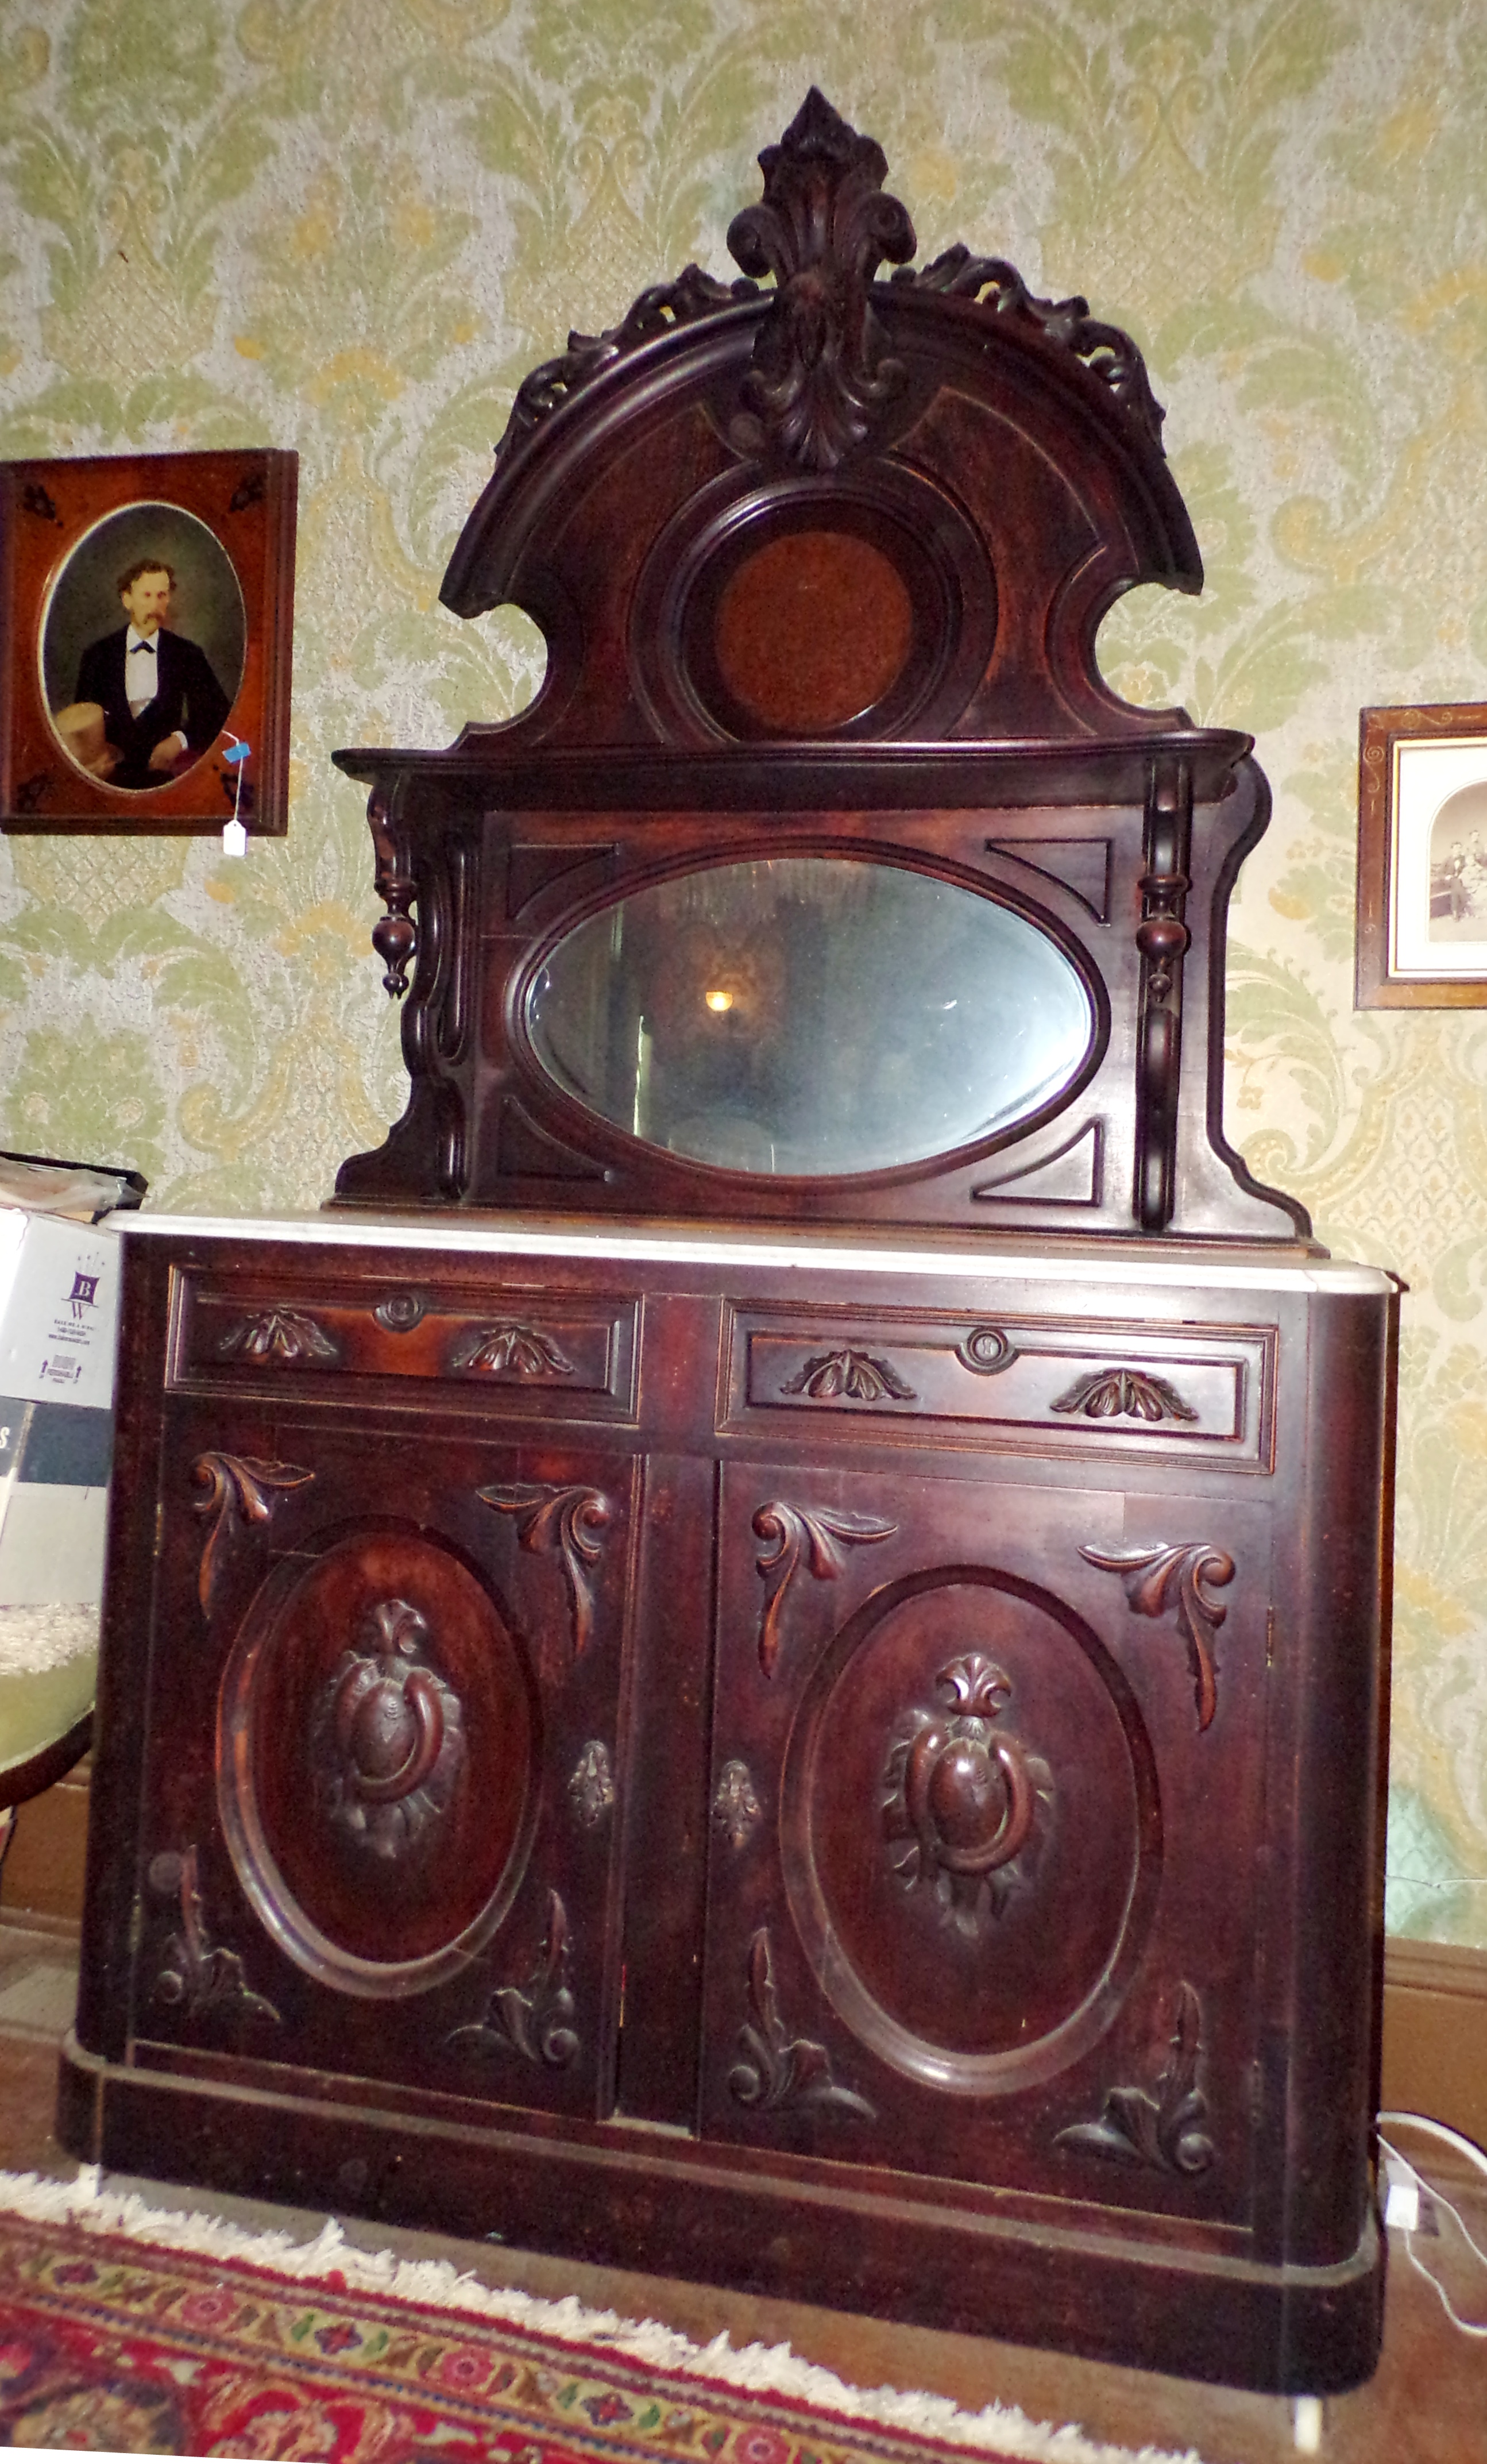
1357 702 1487 1006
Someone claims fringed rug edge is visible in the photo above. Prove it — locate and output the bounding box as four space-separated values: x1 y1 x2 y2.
0 2165 1206 2464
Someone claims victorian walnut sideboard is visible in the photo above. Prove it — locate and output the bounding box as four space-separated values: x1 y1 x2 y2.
62 97 1396 2396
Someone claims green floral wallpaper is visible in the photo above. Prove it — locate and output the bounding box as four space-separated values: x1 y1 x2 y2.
2 0 1485 1944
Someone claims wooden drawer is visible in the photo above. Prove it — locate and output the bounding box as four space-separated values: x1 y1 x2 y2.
167 1269 640 1420
721 1302 1276 1468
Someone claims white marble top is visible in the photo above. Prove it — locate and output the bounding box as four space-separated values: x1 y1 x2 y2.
121 1210 1396 1297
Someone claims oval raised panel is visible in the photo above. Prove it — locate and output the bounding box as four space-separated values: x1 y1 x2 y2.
526 858 1097 1178
218 1529 538 1999
779 1568 1162 2094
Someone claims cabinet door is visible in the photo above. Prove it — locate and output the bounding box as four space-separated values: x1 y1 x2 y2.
129 1406 635 2124
702 1459 1272 2228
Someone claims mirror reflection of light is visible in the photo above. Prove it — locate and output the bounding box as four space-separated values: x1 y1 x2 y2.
705 989 734 1013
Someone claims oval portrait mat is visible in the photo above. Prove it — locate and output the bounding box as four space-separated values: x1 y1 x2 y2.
40 500 246 791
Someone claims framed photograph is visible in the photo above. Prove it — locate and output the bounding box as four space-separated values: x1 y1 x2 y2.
0 449 296 835
1357 701 1487 1007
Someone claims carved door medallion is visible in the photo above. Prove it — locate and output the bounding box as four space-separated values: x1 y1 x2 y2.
218 1529 538 1998
779 1566 1161 2099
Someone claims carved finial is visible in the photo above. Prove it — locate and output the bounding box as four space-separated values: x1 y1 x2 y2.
726 90 916 469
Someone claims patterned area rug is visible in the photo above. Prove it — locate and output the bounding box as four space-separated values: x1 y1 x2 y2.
0 2169 1204 2463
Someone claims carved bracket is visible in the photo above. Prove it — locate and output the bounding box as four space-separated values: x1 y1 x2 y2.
752 1500 896 1676
1055 1983 1215 2176
883 1654 1051 1938
191 1451 314 1619
149 1845 280 2029
446 1890 579 2069
1053 1367 1198 1424
728 1927 873 2119
216 1308 338 1365
1080 1539 1235 1730
478 1482 613 1657
783 1346 915 1402
713 1759 763 1851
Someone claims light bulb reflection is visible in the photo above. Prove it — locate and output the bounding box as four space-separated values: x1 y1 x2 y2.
705 988 735 1013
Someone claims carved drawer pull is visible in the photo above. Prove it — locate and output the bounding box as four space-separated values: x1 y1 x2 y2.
782 1347 915 1402
450 1321 575 1377
1053 1367 1198 1423
216 1308 338 1364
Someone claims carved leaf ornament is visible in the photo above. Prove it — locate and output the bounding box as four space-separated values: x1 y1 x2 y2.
728 1927 874 2119
1056 1983 1214 2176
450 1321 575 1377
191 1451 314 1617
478 1482 613 1657
149 1845 280 2029
1080 1540 1235 1730
752 1499 896 1675
783 1346 915 1402
446 1890 580 2069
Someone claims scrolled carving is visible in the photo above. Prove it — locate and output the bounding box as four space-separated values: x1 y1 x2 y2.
478 1482 613 1657
956 1324 1019 1375
726 87 916 469
728 1927 873 2119
568 1739 615 1829
216 1308 338 1365
1080 1538 1235 1731
493 264 760 467
713 1759 763 1852
894 244 1166 450
22 480 62 525
449 1321 575 1378
149 1846 280 2029
752 1500 895 1677
191 1451 314 1618
883 1654 1052 1938
782 1346 915 1402
312 1598 465 1865
446 1890 580 2069
1052 1367 1198 1424
1055 1983 1215 2176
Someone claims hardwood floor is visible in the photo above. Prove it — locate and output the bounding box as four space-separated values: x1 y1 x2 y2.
0 1914 1481 2464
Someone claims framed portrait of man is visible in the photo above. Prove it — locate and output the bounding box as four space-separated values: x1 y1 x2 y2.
0 450 296 835
1357 701 1487 1006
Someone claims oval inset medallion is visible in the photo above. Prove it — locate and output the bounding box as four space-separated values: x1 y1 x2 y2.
218 1530 538 1999
781 1570 1161 2095
527 858 1098 1178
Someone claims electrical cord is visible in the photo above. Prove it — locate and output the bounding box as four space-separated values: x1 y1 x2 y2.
1377 2112 1487 2339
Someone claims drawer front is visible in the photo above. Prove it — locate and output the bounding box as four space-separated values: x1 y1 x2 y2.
721 1303 1276 1468
169 1268 639 1421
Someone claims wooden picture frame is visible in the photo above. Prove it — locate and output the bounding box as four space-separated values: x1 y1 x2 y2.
1357 700 1487 1007
0 449 296 835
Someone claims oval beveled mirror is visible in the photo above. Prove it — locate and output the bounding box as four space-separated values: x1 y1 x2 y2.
525 857 1097 1178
